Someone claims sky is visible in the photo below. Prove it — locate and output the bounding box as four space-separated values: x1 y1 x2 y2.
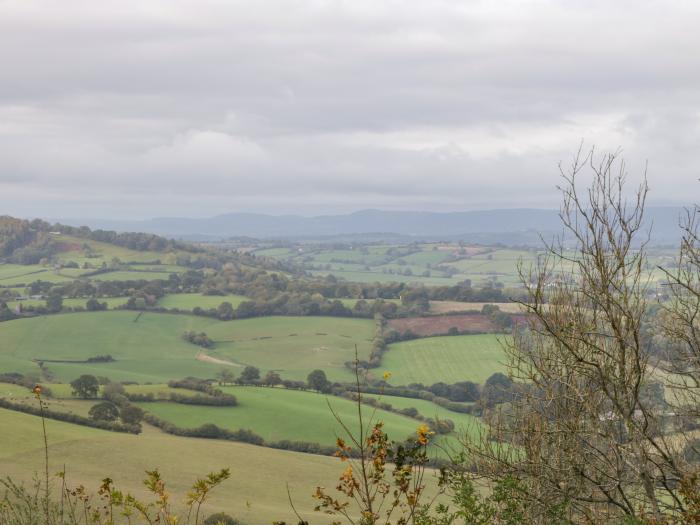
0 0 699 219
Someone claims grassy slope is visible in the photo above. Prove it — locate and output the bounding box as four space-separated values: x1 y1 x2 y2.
380 334 507 385
2 381 471 456
0 312 374 383
55 235 177 265
0 311 222 383
205 316 374 382
140 386 425 446
0 408 388 524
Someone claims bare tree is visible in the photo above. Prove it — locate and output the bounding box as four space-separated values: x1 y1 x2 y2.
464 147 693 524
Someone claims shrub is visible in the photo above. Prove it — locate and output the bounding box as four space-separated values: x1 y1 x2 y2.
102 381 126 400
204 513 241 525
88 401 120 422
167 377 237 405
169 392 237 406
120 404 145 425
182 330 214 348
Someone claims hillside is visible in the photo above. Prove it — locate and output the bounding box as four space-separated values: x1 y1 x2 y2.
0 408 374 525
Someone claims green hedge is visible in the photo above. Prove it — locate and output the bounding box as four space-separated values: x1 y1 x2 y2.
0 398 141 434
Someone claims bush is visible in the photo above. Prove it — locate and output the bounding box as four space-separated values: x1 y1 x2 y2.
181 331 213 348
88 401 119 422
86 298 108 311
102 381 126 400
169 392 237 406
120 404 144 425
204 513 241 525
167 377 237 405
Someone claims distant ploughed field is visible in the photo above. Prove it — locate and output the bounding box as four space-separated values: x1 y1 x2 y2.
387 313 498 336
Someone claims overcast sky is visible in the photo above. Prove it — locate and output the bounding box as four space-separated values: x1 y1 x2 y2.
0 0 698 219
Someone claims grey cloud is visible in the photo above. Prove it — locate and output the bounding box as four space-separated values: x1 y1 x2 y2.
0 0 699 219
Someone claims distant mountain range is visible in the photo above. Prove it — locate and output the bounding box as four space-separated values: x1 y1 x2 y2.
59 207 689 245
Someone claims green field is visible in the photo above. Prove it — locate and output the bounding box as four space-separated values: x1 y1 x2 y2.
310 269 463 286
0 408 413 524
0 235 195 287
255 243 539 287
140 386 427 446
53 235 181 266
157 293 249 310
363 393 478 434
380 334 507 385
6 293 246 312
0 311 223 382
0 267 76 286
257 243 675 288
205 316 374 382
1 381 481 448
90 270 176 281
1 381 477 455
0 312 374 383
7 296 129 310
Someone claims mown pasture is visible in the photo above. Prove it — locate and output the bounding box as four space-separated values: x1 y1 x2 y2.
0 381 477 456
380 334 507 385
0 312 374 383
205 316 374 382
0 311 221 383
139 386 426 446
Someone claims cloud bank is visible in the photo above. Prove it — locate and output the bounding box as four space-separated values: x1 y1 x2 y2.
0 0 698 218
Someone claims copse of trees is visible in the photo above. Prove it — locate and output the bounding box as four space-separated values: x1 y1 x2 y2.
181 331 213 348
